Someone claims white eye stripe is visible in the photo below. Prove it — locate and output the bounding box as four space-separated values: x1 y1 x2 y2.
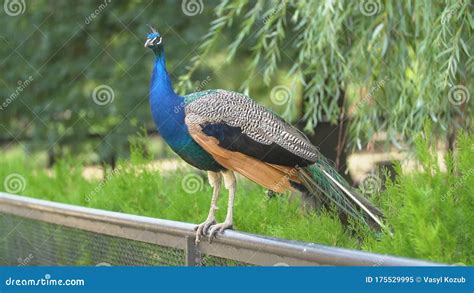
150 37 162 45
145 36 162 47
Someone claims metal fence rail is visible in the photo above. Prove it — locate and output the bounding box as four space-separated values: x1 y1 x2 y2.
0 192 440 266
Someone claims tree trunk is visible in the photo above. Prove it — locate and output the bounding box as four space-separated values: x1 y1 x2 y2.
305 120 352 184
298 82 352 184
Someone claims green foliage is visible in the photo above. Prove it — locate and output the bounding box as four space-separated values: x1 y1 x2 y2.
184 0 473 147
1 1 471 163
364 130 474 264
0 0 216 162
1 129 473 264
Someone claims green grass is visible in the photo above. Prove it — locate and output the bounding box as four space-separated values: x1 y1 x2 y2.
1 131 473 265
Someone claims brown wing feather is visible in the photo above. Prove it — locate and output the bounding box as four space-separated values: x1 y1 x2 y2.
189 127 300 193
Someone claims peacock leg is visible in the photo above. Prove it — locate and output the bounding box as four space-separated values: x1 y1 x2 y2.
194 171 221 245
208 170 236 243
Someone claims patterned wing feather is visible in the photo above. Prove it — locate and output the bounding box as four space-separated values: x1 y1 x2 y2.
184 90 319 166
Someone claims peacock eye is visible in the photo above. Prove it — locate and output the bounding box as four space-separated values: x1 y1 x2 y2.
154 37 162 45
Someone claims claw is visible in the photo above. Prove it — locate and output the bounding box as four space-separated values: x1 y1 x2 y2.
208 221 233 243
194 218 216 245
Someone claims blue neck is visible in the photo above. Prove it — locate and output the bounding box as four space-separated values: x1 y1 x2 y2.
147 47 223 172
149 50 185 140
151 50 176 98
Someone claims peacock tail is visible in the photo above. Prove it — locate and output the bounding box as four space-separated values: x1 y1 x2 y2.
298 157 385 230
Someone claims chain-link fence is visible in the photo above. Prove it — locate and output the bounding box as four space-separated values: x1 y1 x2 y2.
0 213 246 266
0 193 440 266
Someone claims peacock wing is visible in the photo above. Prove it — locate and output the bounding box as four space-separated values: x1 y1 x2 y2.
184 90 319 192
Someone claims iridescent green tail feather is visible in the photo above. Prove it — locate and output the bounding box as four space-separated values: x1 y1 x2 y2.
298 157 385 230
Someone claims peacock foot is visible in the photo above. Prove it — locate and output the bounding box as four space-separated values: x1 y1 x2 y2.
194 218 216 245
208 221 233 243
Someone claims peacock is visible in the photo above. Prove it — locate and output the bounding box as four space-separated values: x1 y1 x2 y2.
145 26 385 244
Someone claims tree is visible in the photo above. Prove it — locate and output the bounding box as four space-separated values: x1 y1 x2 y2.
179 0 472 163
1 1 471 170
0 0 216 166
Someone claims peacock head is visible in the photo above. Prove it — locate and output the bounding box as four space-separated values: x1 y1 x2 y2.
144 25 163 51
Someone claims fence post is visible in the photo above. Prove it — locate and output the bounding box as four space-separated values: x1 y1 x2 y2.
185 236 201 266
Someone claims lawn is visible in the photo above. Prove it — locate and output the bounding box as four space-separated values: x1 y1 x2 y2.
1 131 473 265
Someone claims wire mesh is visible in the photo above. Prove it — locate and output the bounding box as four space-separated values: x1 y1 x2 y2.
199 254 253 266
0 213 250 266
0 212 185 266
